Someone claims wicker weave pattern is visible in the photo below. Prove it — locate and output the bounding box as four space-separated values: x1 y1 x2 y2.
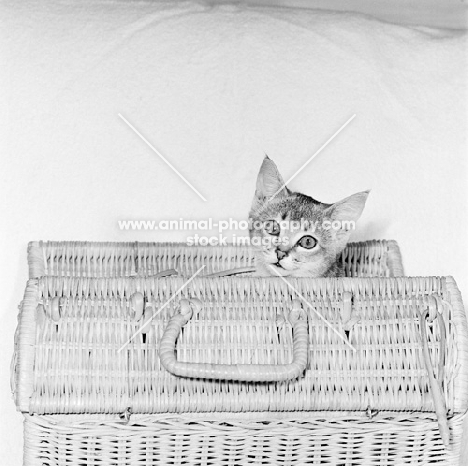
27 240 404 278
22 412 465 466
14 239 468 465
13 275 468 419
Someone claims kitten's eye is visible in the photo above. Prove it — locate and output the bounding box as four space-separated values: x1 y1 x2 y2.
264 220 280 236
297 235 317 249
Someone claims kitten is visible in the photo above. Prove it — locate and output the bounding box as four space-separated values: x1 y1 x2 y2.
249 156 369 277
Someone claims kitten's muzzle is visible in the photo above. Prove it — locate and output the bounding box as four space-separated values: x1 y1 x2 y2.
276 249 288 261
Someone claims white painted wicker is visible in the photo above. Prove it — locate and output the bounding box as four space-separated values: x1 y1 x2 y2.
12 271 468 465
27 240 404 278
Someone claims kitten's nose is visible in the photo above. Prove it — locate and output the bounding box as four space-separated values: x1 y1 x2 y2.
276 249 287 261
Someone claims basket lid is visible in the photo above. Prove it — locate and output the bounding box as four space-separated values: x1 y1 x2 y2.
12 275 467 416
27 239 404 278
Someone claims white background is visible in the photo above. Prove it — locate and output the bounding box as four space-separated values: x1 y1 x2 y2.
1 1 467 463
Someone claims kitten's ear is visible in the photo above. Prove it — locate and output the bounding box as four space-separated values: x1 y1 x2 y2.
325 190 370 247
251 156 290 209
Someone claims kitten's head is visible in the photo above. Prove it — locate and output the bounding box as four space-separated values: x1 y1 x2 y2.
249 156 369 277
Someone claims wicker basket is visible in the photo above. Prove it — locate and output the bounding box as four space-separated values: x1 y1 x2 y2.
27 240 404 279
12 267 468 464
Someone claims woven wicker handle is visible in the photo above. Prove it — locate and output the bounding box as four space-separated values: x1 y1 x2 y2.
159 299 309 382
420 299 450 448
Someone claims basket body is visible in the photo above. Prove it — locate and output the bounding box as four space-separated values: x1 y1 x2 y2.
27 239 404 278
12 271 468 465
